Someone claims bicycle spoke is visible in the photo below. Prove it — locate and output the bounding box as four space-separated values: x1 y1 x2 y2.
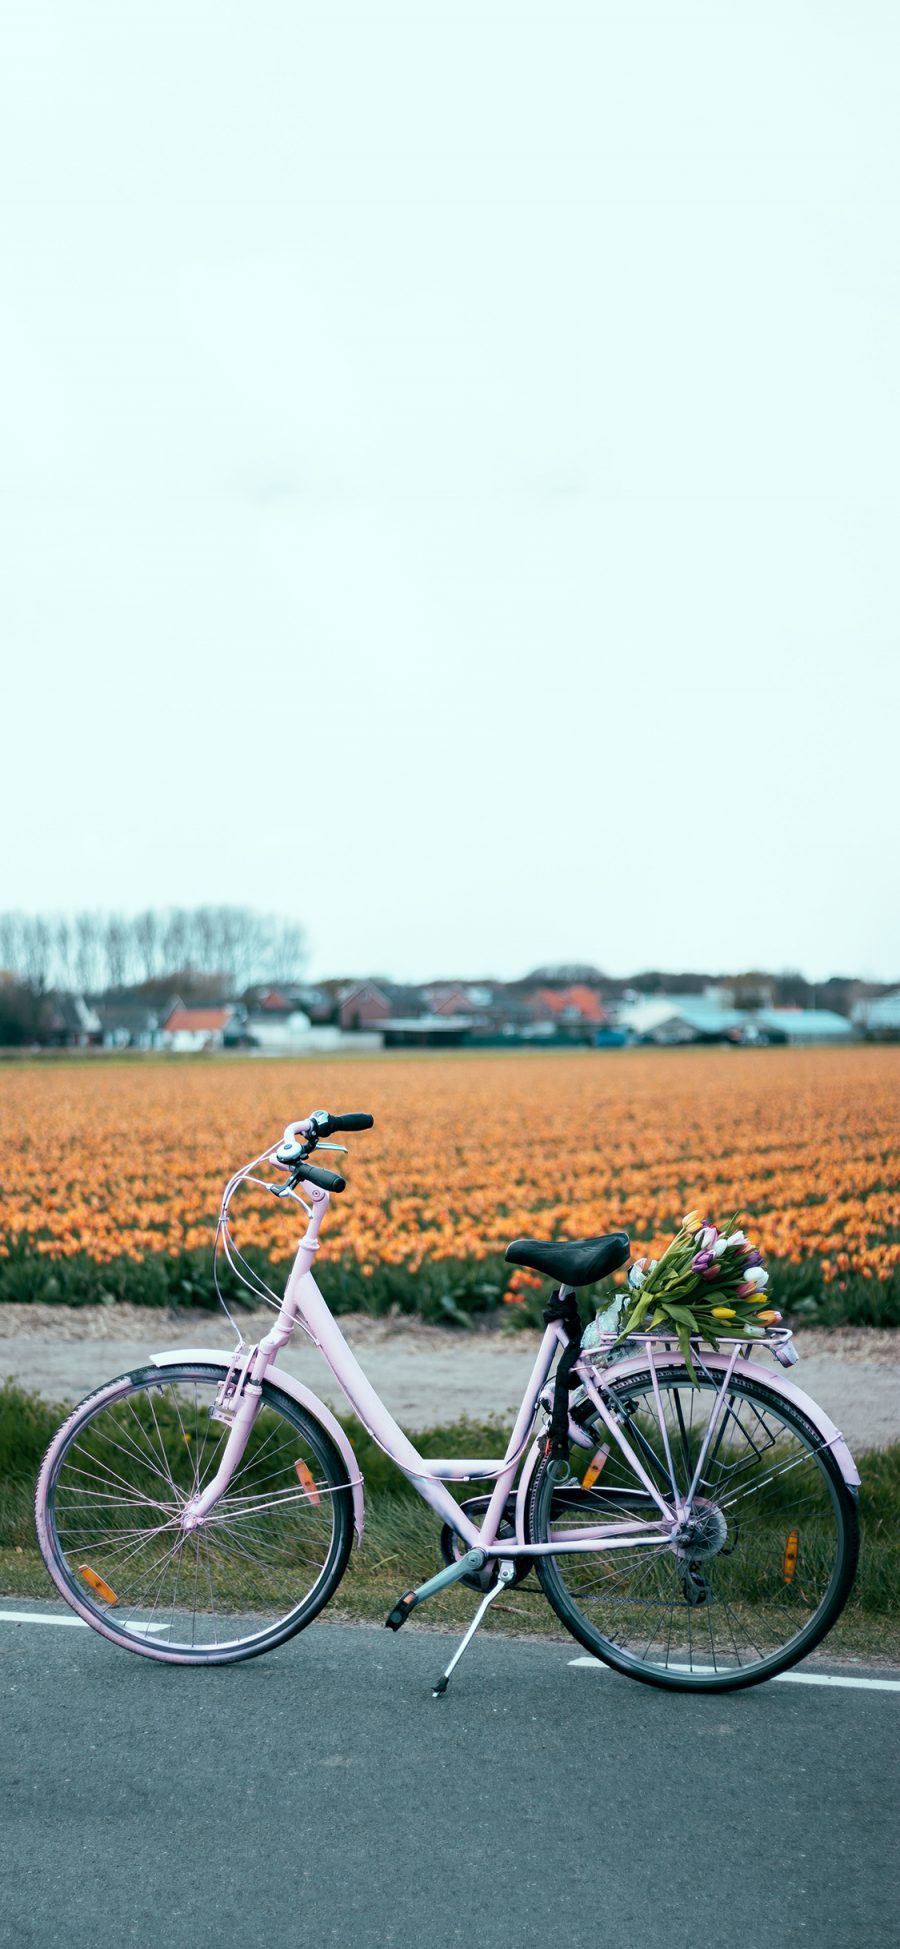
40 1368 350 1658
535 1368 852 1686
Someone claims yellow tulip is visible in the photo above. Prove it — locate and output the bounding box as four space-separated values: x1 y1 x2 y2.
681 1210 702 1232
710 1306 736 1319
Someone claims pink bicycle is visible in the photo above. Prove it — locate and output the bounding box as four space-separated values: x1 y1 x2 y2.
35 1110 860 1692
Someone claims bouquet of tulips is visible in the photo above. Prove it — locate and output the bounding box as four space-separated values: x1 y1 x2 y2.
615 1211 782 1381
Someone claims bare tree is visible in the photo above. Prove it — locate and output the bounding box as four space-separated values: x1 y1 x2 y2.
104 913 132 989
0 912 24 978
73 912 103 993
54 915 74 990
21 914 53 992
0 905 309 1000
133 909 160 982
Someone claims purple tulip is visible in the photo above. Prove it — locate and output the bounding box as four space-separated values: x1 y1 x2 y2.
700 1265 720 1282
741 1247 762 1268
692 1249 714 1272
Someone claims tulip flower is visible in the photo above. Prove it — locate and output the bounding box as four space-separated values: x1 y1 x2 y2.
712 1236 729 1258
743 1265 769 1290
723 1230 746 1251
692 1249 714 1272
698 1226 718 1250
755 1309 782 1324
681 1210 702 1233
711 1306 737 1319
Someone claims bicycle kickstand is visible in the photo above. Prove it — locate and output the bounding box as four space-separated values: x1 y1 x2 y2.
432 1562 517 1699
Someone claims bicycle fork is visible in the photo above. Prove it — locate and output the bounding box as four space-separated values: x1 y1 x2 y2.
180 1359 264 1531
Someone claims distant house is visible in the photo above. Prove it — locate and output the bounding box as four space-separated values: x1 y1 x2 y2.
245 1006 312 1053
531 984 607 1027
618 996 744 1044
95 999 163 1050
421 983 475 1018
752 1008 855 1046
337 982 425 1031
852 991 900 1039
378 1014 474 1048
43 994 102 1047
161 1003 245 1053
242 982 335 1024
524 984 607 1041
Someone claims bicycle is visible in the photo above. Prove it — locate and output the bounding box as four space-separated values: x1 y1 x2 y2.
35 1109 861 1693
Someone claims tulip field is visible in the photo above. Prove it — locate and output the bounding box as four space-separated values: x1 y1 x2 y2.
0 1045 898 1324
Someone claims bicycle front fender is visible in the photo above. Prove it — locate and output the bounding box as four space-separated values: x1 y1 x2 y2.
577 1349 861 1491
149 1346 365 1543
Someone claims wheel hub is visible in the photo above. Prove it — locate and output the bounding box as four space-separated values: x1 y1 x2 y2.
671 1496 728 1561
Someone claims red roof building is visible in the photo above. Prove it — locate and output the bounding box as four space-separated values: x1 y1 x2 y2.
163 1006 233 1035
531 985 607 1026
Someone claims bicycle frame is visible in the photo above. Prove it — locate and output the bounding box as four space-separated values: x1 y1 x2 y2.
156 1176 858 1559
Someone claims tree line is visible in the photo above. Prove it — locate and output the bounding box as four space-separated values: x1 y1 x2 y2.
0 906 308 999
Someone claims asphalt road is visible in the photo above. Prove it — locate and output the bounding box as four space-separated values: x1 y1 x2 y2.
1 1606 898 1949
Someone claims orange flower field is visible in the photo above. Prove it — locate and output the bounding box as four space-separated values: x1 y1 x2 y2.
0 1047 898 1319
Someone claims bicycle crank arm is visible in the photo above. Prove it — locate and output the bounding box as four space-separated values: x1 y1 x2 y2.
385 1550 487 1629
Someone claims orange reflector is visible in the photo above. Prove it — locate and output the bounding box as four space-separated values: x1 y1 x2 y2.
783 1529 800 1583
295 1460 321 1505
582 1445 610 1491
79 1564 118 1605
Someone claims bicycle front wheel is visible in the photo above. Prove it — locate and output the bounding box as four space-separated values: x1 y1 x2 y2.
35 1363 354 1664
527 1365 859 1691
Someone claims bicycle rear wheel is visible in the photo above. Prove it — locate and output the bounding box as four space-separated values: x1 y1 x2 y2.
35 1363 354 1664
527 1365 859 1691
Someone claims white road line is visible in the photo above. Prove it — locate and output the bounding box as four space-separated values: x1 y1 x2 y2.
0 1610 168 1633
568 1656 900 1692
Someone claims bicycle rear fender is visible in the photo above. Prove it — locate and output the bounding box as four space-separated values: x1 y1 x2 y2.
149 1347 365 1544
514 1348 860 1541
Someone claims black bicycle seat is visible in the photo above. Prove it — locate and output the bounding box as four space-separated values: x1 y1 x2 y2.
504 1232 630 1288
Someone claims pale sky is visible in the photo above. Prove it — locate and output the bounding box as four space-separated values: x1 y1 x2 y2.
2 1 898 983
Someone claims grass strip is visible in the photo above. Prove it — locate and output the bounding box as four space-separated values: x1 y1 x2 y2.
1 1381 898 1656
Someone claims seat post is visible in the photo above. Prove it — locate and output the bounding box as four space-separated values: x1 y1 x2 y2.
543 1284 584 1471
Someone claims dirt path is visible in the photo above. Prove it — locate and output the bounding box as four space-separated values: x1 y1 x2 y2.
0 1304 896 1451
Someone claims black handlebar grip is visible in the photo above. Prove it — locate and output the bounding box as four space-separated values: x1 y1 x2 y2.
298 1162 347 1194
330 1112 374 1132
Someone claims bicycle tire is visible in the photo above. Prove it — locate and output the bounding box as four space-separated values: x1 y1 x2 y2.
35 1362 354 1665
526 1365 859 1692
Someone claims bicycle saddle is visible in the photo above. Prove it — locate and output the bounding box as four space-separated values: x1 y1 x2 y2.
504 1231 630 1288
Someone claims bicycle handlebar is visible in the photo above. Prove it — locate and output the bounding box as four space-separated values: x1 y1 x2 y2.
296 1161 347 1194
274 1109 374 1195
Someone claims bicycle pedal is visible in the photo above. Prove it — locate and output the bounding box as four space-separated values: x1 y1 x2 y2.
385 1591 418 1631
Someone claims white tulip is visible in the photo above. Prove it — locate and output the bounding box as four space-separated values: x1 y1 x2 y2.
699 1226 718 1250
712 1237 729 1258
744 1266 769 1289
724 1230 746 1251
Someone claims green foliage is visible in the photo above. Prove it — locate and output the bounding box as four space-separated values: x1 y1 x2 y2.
0 1237 897 1330
0 1380 62 1486
778 1258 900 1329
